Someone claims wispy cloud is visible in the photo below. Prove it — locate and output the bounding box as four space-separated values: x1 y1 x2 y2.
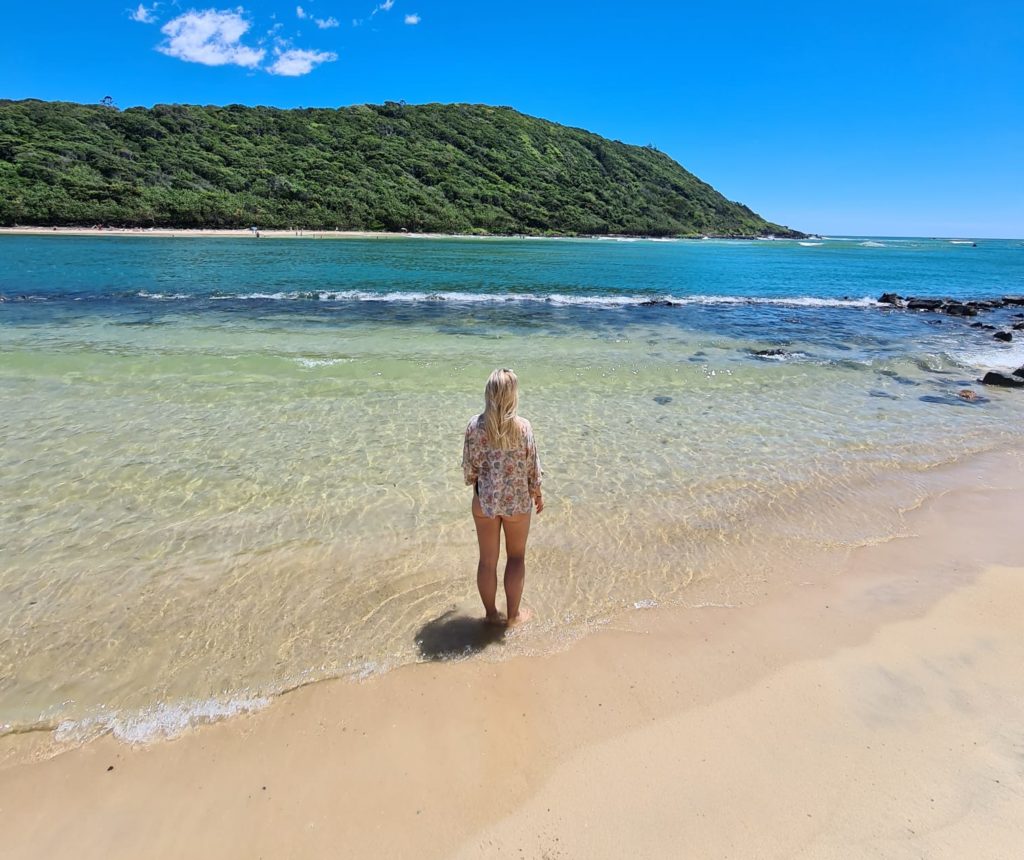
295 5 308 19
314 16 339 29
404 13 420 25
267 47 338 76
129 2 158 24
364 0 395 23
158 9 265 69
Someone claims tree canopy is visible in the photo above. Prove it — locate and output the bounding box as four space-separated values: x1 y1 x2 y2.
0 99 803 237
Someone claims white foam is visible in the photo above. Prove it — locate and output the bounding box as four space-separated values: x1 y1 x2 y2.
860 241 887 247
136 291 189 299
141 289 881 310
633 599 658 609
799 241 824 247
949 341 1024 373
293 357 352 368
54 694 271 745
752 350 810 361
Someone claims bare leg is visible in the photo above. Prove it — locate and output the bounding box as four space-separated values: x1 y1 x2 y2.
501 512 532 625
472 494 503 624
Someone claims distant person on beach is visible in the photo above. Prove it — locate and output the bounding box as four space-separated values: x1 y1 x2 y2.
462 368 543 626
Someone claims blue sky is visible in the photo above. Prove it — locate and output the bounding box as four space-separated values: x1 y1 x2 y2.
2 1 1022 236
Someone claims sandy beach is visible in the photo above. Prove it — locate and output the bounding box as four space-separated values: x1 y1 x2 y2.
0 226 534 241
2 449 1022 859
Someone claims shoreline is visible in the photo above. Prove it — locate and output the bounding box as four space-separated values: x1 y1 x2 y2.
0 225 786 241
2 446 1023 857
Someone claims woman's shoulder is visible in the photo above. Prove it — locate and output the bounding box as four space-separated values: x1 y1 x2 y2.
466 414 483 433
516 416 534 436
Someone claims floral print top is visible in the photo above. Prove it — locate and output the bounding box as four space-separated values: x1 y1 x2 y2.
462 415 543 517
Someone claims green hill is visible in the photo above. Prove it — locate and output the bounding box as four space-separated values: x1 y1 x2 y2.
0 99 803 238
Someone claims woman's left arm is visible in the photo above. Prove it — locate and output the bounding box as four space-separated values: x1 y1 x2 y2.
462 422 479 486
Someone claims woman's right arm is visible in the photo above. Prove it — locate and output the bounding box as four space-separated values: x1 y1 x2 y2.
526 423 544 513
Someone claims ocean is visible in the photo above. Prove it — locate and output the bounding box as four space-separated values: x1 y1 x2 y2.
2 233 1024 745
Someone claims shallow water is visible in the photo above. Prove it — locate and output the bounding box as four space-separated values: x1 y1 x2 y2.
2 234 1024 743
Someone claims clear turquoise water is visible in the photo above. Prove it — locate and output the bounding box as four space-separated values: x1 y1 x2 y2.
2 234 1024 745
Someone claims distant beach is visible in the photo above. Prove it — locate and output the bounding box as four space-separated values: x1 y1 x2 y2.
0 225 492 240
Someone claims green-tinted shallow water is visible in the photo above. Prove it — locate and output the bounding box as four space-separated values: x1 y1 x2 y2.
2 234 1024 743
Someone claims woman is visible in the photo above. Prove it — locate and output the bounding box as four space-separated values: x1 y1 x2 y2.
462 368 543 627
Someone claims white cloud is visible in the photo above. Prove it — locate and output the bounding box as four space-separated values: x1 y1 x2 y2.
315 16 339 29
129 3 158 24
158 9 265 68
267 47 338 76
404 13 420 24
379 1 395 10
296 5 308 19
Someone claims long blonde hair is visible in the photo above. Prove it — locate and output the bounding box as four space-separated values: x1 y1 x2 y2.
483 368 523 450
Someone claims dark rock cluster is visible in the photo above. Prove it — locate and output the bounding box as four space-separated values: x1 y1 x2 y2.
878 294 1024 388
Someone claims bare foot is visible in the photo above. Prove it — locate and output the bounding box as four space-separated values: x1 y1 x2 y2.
506 606 532 628
484 611 506 626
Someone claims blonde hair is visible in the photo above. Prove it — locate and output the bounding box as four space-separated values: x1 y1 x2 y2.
483 368 522 451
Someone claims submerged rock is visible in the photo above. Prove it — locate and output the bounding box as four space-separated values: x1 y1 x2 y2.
957 389 979 401
878 292 903 306
906 298 944 311
981 371 1024 388
653 395 673 405
919 394 987 407
751 348 789 358
994 331 1013 342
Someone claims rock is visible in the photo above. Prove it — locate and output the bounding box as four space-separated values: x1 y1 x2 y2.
878 292 903 306
982 371 1024 388
957 390 979 401
751 348 788 358
994 331 1013 342
653 395 672 405
906 298 944 311
1013 322 1024 330
639 299 679 307
944 303 977 316
1003 296 1024 306
1016 366 1024 378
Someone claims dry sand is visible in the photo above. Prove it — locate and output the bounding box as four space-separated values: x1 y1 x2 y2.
2 453 1023 858
0 226 508 241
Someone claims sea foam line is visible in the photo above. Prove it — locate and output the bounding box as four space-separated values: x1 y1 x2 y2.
147 290 880 309
53 694 272 745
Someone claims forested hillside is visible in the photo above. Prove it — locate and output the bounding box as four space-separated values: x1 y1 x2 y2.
0 99 802 237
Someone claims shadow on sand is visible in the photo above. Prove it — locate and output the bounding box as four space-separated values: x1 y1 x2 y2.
415 610 506 661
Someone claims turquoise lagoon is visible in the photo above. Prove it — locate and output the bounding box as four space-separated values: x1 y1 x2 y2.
2 234 1023 743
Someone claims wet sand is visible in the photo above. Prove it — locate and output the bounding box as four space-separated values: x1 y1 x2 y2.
2 453 1023 858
